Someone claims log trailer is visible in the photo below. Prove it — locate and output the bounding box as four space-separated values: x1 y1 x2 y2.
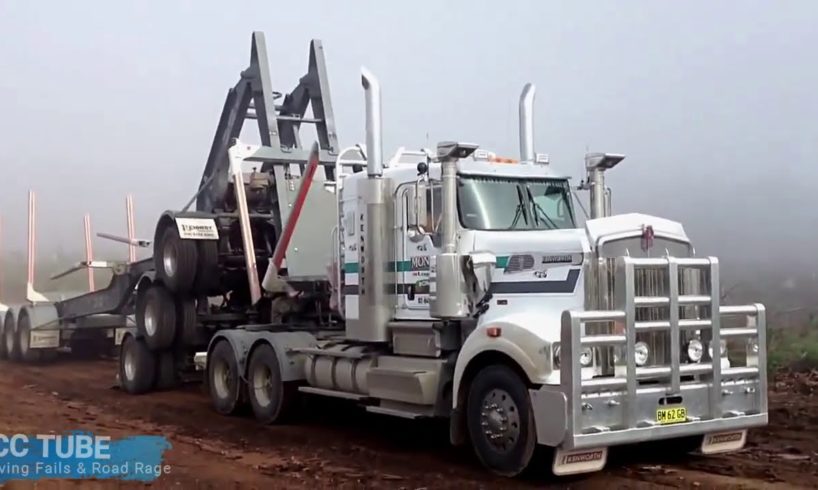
0 194 146 363
9 31 769 477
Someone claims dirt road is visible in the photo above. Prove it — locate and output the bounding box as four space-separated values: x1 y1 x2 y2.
0 357 816 489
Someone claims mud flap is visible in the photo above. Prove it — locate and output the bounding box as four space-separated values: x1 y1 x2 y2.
552 447 608 476
701 429 747 455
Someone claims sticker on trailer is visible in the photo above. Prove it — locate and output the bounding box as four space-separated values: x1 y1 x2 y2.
701 429 747 455
176 218 219 240
30 330 60 349
552 447 608 476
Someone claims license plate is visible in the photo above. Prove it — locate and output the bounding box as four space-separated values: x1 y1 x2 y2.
656 406 687 425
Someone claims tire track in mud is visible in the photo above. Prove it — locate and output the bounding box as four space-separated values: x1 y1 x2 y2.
1 358 816 489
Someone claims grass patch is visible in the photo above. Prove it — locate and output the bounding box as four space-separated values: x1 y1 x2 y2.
767 326 818 372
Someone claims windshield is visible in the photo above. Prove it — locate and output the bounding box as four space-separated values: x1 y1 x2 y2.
457 175 576 230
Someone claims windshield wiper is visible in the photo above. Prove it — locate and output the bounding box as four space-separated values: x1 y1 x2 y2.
526 187 558 230
508 186 528 229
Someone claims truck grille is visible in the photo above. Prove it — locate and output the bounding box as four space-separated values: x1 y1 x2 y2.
591 257 710 369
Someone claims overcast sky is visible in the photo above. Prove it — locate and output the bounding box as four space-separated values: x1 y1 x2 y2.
0 1 816 265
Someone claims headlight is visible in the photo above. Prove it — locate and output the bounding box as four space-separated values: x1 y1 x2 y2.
708 339 727 359
579 347 593 367
634 341 649 366
686 339 704 362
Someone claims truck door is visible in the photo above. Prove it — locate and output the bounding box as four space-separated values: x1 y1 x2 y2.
396 182 440 317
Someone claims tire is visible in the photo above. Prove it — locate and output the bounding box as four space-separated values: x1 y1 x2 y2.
136 285 177 351
119 335 157 395
4 311 18 361
155 351 180 390
0 312 7 360
195 240 220 294
17 312 42 363
247 343 298 424
466 364 537 477
155 224 198 294
208 340 242 415
175 297 200 348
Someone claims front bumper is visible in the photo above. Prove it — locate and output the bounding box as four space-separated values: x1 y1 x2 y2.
536 256 768 450
530 379 767 449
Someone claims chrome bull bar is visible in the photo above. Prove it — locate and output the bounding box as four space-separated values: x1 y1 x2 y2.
532 256 768 449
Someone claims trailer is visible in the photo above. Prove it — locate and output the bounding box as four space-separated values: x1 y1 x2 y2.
0 193 147 362
7 31 769 477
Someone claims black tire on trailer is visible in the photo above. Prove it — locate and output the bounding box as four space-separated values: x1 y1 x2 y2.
119 335 157 395
175 297 200 348
155 224 198 294
3 311 18 361
17 312 42 363
247 343 298 424
0 311 7 360
195 239 220 294
136 284 177 351
155 351 180 390
466 364 537 477
208 340 242 415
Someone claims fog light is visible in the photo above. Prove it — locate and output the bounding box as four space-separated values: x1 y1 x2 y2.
579 347 593 367
634 341 649 366
553 345 561 368
708 339 728 359
687 339 704 362
748 339 759 354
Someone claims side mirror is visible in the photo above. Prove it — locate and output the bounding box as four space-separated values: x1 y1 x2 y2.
464 252 496 308
406 179 429 242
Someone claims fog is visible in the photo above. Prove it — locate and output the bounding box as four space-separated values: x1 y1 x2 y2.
1 1 817 272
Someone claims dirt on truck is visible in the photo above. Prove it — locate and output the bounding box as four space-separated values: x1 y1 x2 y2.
0 356 815 489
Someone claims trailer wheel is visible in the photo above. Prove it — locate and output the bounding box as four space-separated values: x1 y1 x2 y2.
155 351 180 390
466 364 537 477
195 240 220 293
208 340 242 415
247 343 298 424
17 313 42 363
3 311 18 361
119 335 157 394
0 313 7 360
137 284 177 351
155 224 198 294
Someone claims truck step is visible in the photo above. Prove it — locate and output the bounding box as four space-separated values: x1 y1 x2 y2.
366 405 428 420
298 386 369 401
367 366 439 405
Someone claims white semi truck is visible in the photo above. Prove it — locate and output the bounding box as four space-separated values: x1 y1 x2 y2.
4 32 768 477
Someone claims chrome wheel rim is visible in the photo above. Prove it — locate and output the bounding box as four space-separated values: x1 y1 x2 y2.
144 301 157 336
163 241 177 277
124 347 136 380
213 359 231 399
251 363 273 408
480 388 521 453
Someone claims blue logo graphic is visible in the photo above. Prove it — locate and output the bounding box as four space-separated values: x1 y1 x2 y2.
0 432 172 482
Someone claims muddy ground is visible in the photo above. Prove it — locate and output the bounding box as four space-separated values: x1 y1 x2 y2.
0 358 816 489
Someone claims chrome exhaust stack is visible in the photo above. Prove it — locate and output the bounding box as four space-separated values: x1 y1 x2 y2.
361 67 383 177
519 83 536 164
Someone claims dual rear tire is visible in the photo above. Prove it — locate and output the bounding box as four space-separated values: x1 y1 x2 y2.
119 335 180 394
207 340 297 424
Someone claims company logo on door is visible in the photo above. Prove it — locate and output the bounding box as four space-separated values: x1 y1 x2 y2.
410 256 430 271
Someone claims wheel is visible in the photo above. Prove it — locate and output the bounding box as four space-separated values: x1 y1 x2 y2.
247 343 298 424
136 284 177 351
195 240 220 294
17 312 42 363
466 364 537 477
154 224 198 294
175 297 201 347
119 335 157 394
208 340 242 415
4 311 18 361
155 351 180 390
0 311 7 360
